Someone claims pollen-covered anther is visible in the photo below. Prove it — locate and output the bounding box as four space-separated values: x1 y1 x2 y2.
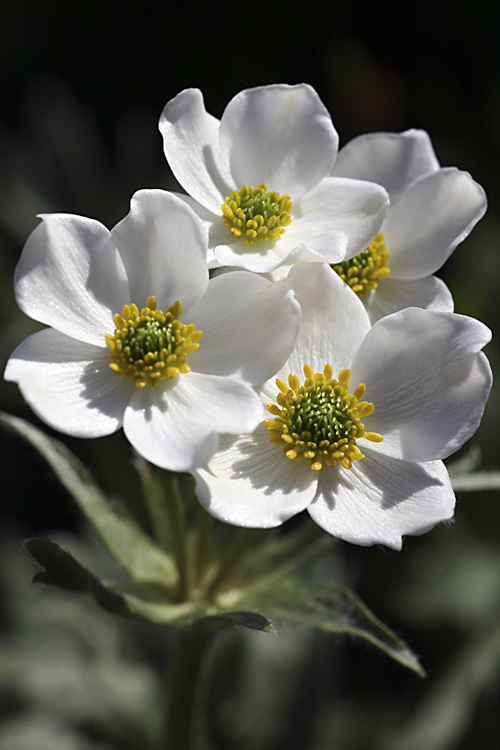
222 184 293 245
332 232 391 297
106 296 203 388
265 364 383 471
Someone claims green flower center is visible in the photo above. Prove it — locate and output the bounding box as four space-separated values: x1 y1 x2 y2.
221 184 293 245
106 296 203 388
332 232 390 297
264 364 383 471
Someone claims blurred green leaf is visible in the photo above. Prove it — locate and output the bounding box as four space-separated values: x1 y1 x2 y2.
450 471 500 491
1 413 177 587
25 537 129 617
202 611 274 633
244 579 425 676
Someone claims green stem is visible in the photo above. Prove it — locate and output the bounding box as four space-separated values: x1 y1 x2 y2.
163 624 214 750
205 528 256 600
163 472 191 601
138 457 171 552
194 504 213 587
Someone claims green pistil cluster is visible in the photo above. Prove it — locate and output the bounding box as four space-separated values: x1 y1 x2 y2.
222 183 292 244
106 297 202 388
332 232 390 297
264 364 382 471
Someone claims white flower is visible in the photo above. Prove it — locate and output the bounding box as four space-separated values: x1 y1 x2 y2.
330 129 487 322
4 190 302 472
193 263 492 550
159 84 389 274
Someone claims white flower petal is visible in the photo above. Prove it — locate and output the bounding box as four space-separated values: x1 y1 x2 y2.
214 239 301 273
123 372 263 472
219 84 338 200
194 426 317 527
350 308 493 462
14 214 129 346
286 264 371 376
288 177 389 262
159 88 234 214
4 328 129 437
167 192 224 269
332 129 440 199
187 272 301 384
363 275 454 324
308 453 455 550
384 168 487 279
111 190 209 312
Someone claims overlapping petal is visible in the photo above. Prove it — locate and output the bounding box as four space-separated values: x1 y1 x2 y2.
286 264 370 376
4 329 129 437
309 453 455 549
219 84 338 201
331 129 440 199
363 276 454 323
187 271 301 384
350 308 493 461
159 88 233 214
111 190 209 311
123 372 263 473
383 168 487 279
279 177 390 264
213 237 304 273
14 214 130 347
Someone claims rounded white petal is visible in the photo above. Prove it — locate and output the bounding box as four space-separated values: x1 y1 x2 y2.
289 177 389 262
111 190 209 313
194 426 317 527
384 168 487 279
350 308 493 462
308 453 455 550
123 372 263 472
159 88 234 214
14 214 130 347
332 129 440 199
286 263 371 376
363 275 454 323
4 328 130 437
187 272 301 384
219 84 338 201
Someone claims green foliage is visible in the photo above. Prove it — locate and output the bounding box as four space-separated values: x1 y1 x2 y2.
240 578 424 676
3 411 423 675
1 412 177 588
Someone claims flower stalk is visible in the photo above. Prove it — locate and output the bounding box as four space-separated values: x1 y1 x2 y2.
163 623 214 750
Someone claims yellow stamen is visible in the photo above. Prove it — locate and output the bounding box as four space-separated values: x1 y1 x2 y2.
222 184 293 245
332 232 390 297
106 296 203 388
265 364 383 471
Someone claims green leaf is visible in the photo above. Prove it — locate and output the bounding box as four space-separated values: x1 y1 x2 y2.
1 413 177 587
25 537 202 625
24 538 129 616
104 579 200 624
243 578 425 676
202 611 274 633
450 471 500 492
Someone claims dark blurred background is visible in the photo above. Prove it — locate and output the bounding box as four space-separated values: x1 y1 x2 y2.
1 2 500 749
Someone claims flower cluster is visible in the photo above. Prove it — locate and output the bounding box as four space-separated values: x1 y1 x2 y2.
5 84 492 549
